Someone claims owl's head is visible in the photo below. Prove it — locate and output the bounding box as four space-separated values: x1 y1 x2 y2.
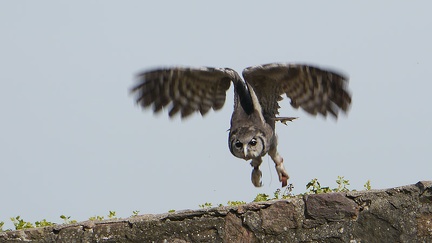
229 127 268 160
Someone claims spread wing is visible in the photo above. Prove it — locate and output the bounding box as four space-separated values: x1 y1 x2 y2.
130 67 237 118
242 63 352 120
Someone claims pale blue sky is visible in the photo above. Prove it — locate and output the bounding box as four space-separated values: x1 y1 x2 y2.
1 1 431 229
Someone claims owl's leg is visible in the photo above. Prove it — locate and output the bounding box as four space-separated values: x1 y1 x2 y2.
269 145 289 187
250 157 263 187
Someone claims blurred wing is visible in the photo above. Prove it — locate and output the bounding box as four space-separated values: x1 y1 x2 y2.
242 63 351 119
131 67 235 118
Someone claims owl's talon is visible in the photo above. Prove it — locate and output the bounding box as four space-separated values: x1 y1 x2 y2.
281 176 288 187
275 162 290 187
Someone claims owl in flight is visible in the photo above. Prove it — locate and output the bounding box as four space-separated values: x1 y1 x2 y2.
131 63 351 187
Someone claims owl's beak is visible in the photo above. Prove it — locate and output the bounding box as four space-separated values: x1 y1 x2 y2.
243 146 248 159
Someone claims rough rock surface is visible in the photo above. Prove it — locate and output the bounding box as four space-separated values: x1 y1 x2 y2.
1 181 431 242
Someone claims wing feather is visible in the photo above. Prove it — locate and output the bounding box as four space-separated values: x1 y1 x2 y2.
131 67 235 118
242 63 351 120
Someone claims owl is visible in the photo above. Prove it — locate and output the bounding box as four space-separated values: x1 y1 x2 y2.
130 63 351 187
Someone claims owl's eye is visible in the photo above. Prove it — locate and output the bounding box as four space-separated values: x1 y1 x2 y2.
249 138 257 146
235 141 243 148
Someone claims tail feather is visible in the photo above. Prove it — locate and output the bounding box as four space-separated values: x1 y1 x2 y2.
274 117 298 125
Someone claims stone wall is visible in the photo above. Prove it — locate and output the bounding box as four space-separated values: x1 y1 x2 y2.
1 181 431 242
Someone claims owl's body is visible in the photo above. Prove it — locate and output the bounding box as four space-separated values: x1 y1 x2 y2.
131 63 351 187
